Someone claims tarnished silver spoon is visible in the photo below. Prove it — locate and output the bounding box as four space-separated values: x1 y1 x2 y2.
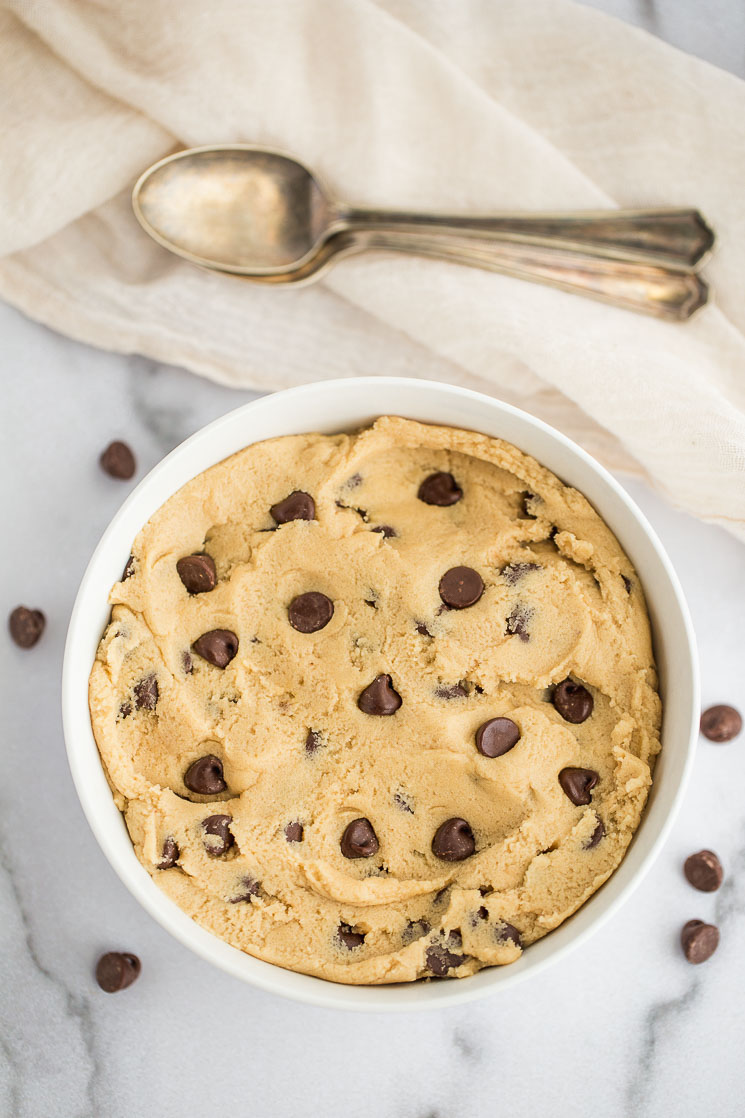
132 144 714 319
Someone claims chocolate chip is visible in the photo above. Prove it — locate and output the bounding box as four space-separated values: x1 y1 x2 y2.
476 906 489 921
340 818 379 859
426 935 466 976
157 837 179 869
418 471 462 506
553 678 594 723
100 440 136 480
475 717 520 758
229 876 260 903
270 491 315 523
119 701 132 719
559 767 598 805
176 554 217 594
432 818 475 862
700 704 742 743
184 755 227 795
285 821 304 842
8 606 45 648
416 622 432 637
372 525 397 538
357 674 402 715
202 814 234 856
337 923 365 949
435 683 468 699
585 819 605 849
681 920 719 964
438 566 484 610
288 592 334 633
402 919 430 944
495 922 522 947
622 575 633 594
122 555 135 580
95 952 141 993
182 650 193 674
521 492 537 518
684 850 723 892
133 673 158 711
393 791 414 814
501 562 540 586
344 473 363 489
192 629 238 668
506 603 532 642
305 729 322 755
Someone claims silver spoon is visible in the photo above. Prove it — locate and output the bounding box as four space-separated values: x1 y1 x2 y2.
132 144 714 320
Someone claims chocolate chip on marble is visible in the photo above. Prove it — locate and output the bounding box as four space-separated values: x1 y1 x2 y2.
700 704 742 743
201 814 234 856
681 920 719 964
95 952 141 993
357 674 402 715
305 729 322 755
684 850 723 893
340 818 379 859
288 591 334 633
552 678 594 723
559 767 599 805
270 491 315 523
506 603 532 642
337 923 365 949
438 566 484 610
122 555 135 581
133 673 158 711
418 471 462 506
501 562 540 586
435 683 468 699
495 922 522 947
432 818 475 862
100 440 136 480
192 629 238 668
371 525 397 538
426 933 466 976
284 821 304 843
157 837 179 869
475 717 520 758
585 819 605 849
8 606 45 648
184 755 227 795
393 791 414 814
176 554 217 594
229 876 260 903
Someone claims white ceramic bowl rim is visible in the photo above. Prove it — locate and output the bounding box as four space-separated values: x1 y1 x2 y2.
62 377 698 1012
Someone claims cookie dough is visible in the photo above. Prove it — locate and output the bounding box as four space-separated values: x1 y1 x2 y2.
89 416 661 984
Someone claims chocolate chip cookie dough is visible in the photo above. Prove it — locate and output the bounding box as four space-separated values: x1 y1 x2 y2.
89 416 661 984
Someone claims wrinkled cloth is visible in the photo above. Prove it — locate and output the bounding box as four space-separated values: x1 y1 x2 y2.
1 0 743 537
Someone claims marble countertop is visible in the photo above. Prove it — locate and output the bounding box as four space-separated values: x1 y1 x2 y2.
2 4 744 1116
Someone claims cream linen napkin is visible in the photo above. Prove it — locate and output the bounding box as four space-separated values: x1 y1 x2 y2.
1 0 744 538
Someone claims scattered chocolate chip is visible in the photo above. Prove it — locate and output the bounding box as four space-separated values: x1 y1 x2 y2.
553 678 594 723
479 885 493 897
681 920 719 964
402 919 430 944
416 622 432 637
100 440 136 480
357 674 402 715
684 850 723 893
559 767 599 805
521 492 537 518
95 952 141 993
345 473 363 489
432 818 475 862
122 555 135 580
337 923 365 949
202 814 234 856
364 596 377 608
585 819 605 849
176 554 217 594
229 876 260 903
475 717 520 758
182 650 193 674
118 701 132 719
270 491 315 523
8 606 45 649
285 821 304 843
418 471 462 506
393 791 414 814
192 629 238 668
700 704 742 743
501 562 540 586
506 603 532 642
622 575 633 594
476 906 489 921
426 935 466 976
133 673 158 711
495 922 522 947
435 683 468 699
288 591 334 633
439 566 484 610
372 525 397 538
157 837 179 869
184 755 227 795
340 818 379 859
305 729 322 755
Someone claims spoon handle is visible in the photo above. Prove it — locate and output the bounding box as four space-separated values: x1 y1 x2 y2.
340 207 713 269
357 230 708 320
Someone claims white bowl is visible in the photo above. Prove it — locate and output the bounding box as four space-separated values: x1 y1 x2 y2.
62 377 698 1012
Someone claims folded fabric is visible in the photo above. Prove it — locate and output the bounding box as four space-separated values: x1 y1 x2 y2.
1 0 743 538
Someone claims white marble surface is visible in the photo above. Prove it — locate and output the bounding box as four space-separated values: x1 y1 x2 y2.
2 4 745 1116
